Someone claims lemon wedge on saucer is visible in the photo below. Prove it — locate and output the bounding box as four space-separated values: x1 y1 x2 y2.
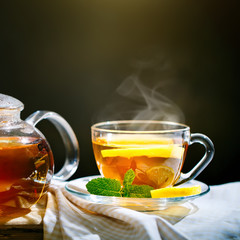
150 185 201 198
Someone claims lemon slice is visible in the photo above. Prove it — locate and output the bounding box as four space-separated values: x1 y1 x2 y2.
150 185 201 198
101 145 184 159
146 166 175 188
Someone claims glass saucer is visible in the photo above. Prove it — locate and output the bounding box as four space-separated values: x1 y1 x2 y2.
65 176 209 211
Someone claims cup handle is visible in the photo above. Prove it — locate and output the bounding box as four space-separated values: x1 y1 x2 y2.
26 110 79 181
174 133 214 186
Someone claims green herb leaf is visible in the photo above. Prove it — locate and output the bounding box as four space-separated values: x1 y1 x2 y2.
86 169 154 198
123 169 135 187
122 169 136 197
128 185 154 198
86 178 122 197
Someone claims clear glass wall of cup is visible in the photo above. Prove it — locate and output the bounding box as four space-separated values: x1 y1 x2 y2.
91 120 214 189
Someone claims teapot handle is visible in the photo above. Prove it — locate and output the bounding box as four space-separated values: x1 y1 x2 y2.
26 111 79 181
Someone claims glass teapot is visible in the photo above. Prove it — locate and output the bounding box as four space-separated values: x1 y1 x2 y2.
0 94 79 214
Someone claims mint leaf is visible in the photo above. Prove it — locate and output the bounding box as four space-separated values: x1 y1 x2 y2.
128 185 154 198
123 169 135 187
122 169 136 197
86 178 122 197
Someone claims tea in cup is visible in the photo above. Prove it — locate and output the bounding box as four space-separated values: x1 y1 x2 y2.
91 120 214 189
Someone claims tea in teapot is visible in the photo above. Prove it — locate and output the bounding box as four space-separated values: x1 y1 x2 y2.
0 94 79 216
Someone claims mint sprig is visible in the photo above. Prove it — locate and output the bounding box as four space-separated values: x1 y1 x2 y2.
86 169 154 198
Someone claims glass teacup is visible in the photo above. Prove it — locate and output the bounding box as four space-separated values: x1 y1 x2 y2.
91 120 214 188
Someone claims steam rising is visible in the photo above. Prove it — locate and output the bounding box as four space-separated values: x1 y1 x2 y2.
94 58 185 124
94 78 184 124
116 76 184 123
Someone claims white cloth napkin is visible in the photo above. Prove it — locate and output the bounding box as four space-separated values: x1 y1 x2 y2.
43 181 188 240
43 181 240 240
174 182 240 240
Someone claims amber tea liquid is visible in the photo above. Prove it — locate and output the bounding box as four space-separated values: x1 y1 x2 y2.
0 137 54 213
93 135 188 189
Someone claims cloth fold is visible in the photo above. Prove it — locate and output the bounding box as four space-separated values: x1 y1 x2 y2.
174 182 240 240
43 182 188 240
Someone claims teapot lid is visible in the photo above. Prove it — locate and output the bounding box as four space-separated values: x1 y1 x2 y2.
0 94 24 110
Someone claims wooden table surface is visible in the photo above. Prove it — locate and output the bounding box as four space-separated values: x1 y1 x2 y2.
0 196 46 240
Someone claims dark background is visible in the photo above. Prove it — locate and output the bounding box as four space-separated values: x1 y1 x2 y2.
0 1 239 185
